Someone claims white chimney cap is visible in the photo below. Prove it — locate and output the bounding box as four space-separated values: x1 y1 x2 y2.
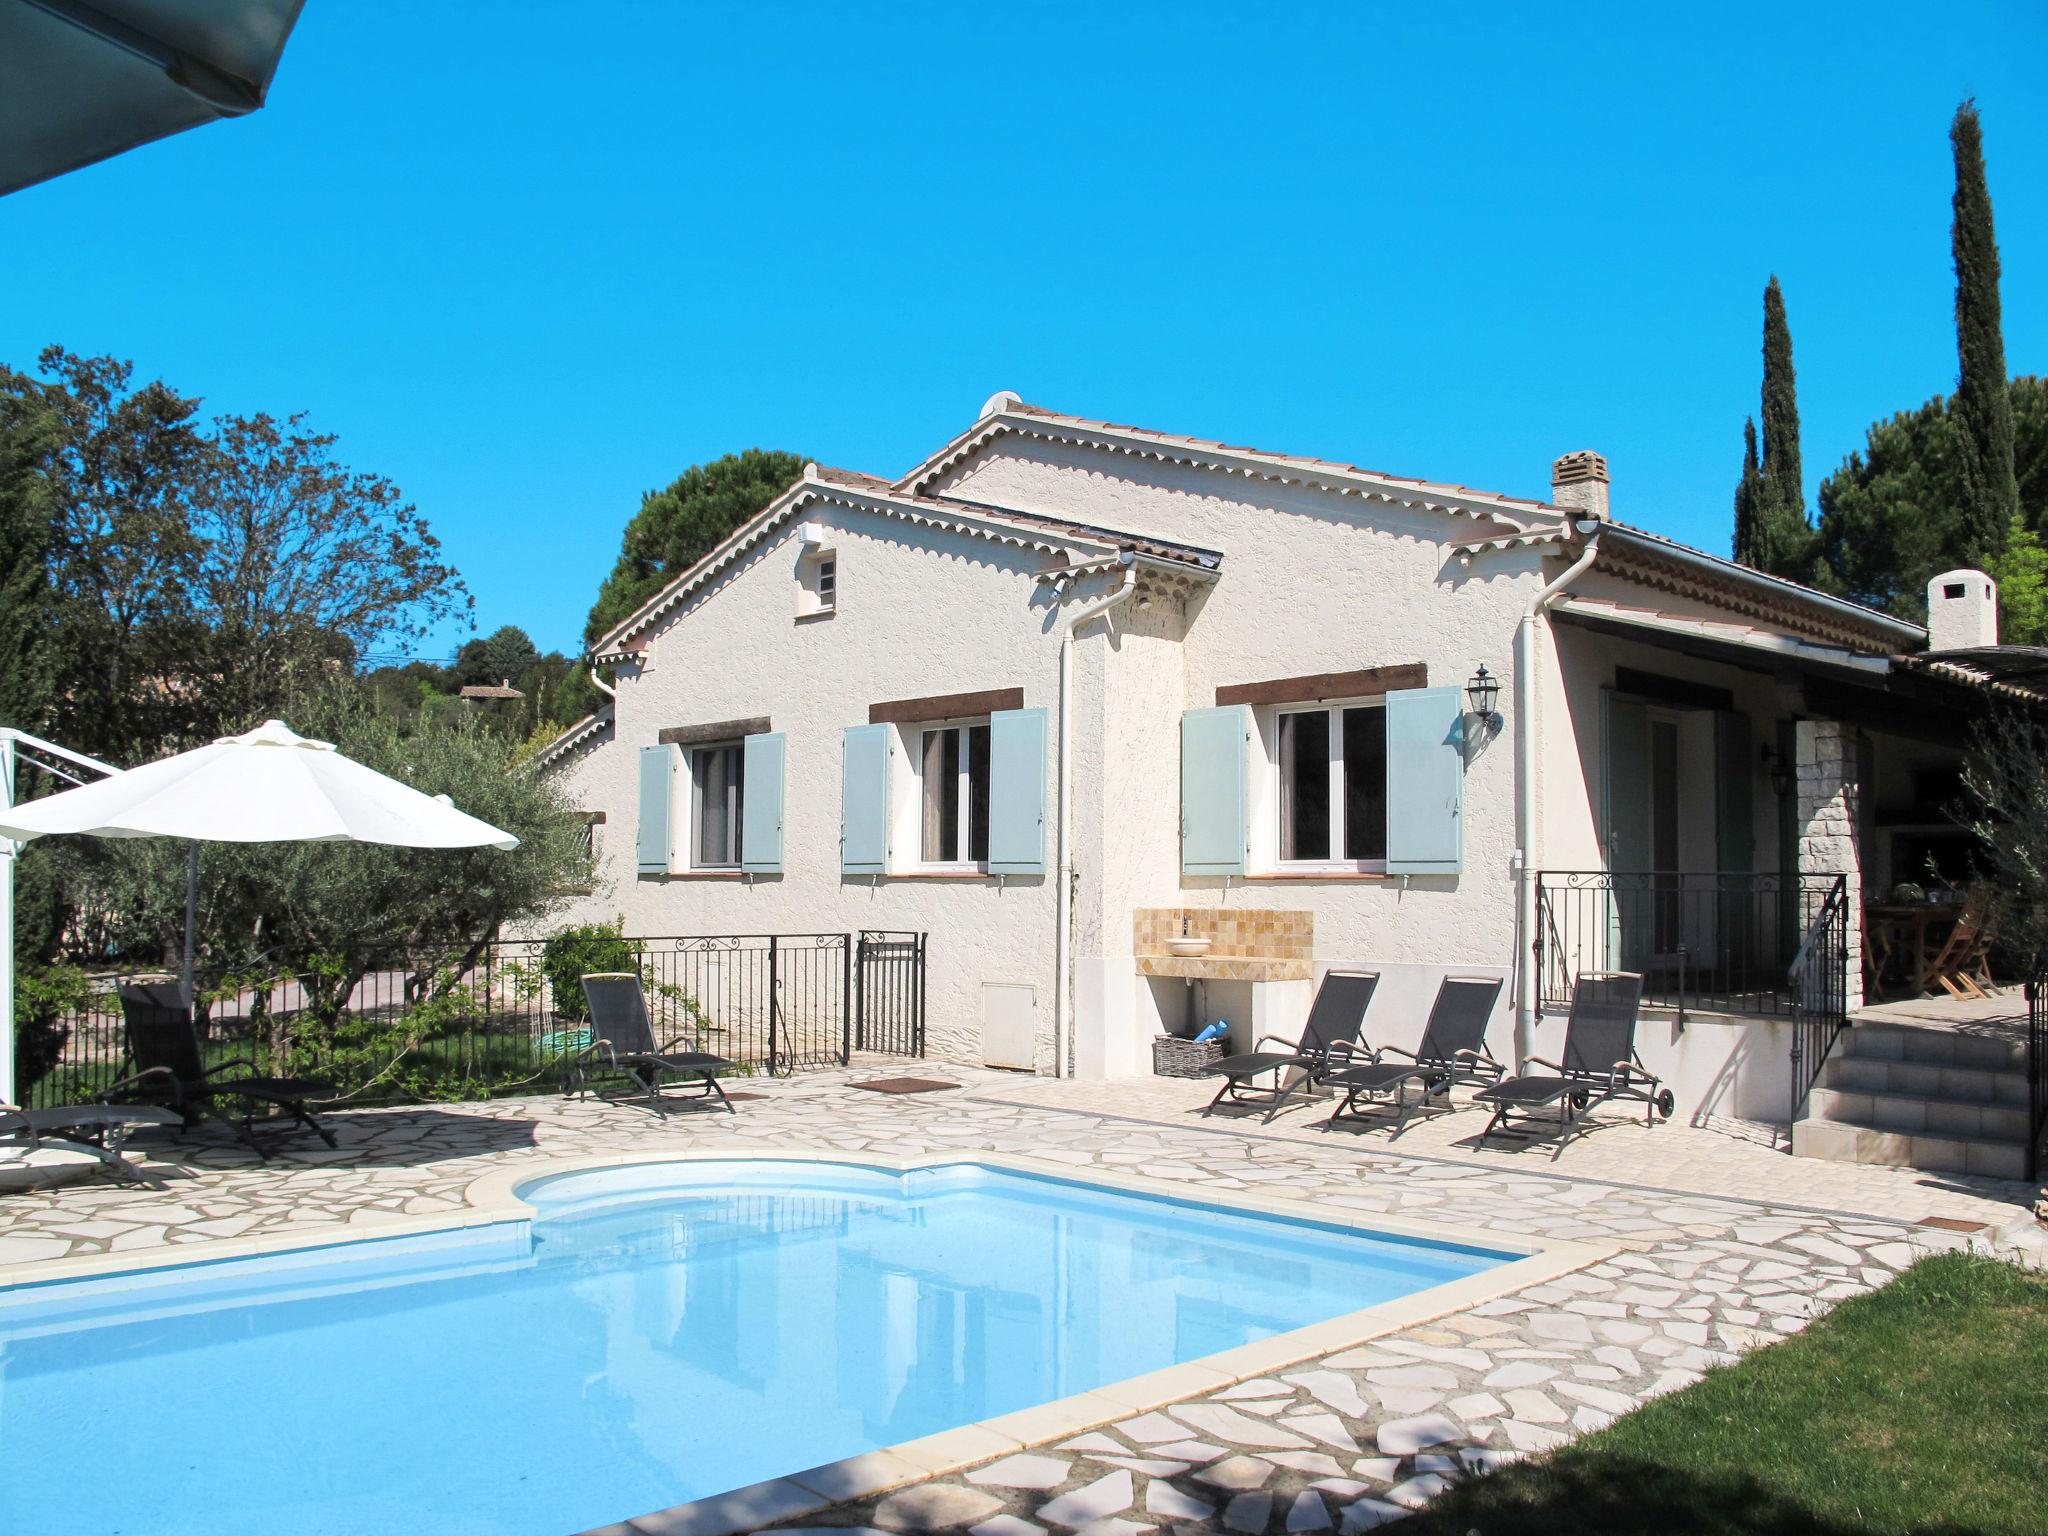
1926 568 1998 651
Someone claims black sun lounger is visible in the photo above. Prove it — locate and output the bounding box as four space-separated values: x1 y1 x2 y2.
1474 972 1673 1148
572 972 736 1115
111 983 337 1158
1323 975 1506 1134
1202 970 1378 1122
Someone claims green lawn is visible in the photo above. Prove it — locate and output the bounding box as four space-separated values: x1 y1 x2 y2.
1405 1253 2048 1536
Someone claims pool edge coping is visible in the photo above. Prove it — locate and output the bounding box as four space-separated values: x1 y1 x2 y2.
0 1146 1613 1536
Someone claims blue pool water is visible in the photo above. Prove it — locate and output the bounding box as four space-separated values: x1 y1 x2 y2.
0 1160 1508 1535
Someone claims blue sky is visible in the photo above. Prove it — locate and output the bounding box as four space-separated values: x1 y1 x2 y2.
4 2 2044 657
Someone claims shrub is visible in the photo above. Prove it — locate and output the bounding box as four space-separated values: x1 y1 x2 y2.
12 964 88 1097
539 922 640 1022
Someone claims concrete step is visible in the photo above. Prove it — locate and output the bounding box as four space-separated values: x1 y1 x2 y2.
1802 1085 2032 1142
1837 1021 2025 1072
1820 1052 2028 1106
1791 1116 2030 1180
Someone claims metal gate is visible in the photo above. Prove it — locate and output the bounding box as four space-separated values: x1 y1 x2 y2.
854 930 926 1058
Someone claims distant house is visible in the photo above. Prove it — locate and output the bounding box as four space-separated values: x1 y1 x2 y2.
535 392 2028 1160
459 680 524 702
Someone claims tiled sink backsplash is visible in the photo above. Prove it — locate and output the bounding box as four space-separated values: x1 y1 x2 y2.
1134 907 1312 959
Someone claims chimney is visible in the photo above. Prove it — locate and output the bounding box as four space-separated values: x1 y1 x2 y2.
1926 568 1998 650
1551 450 1610 522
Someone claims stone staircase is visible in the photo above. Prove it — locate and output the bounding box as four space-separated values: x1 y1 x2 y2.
1792 1021 2033 1180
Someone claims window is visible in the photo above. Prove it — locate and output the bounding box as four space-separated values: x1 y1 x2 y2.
918 721 991 866
797 547 837 617
689 742 745 868
1276 703 1387 867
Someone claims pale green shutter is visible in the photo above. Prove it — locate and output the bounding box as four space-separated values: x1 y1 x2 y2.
988 707 1047 875
741 732 785 874
1385 687 1464 875
636 744 676 875
1181 705 1249 876
1601 689 1650 970
841 723 889 875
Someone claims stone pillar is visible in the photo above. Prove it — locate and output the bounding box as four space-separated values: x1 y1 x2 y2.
1795 719 1863 1011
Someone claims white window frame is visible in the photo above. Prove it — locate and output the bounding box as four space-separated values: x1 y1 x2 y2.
1269 699 1389 874
686 740 744 870
913 716 991 872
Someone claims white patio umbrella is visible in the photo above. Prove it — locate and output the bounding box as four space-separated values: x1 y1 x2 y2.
0 719 517 1103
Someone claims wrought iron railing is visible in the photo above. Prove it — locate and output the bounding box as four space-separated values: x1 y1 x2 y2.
1787 875 1852 1124
19 929 929 1112
1534 870 1847 1023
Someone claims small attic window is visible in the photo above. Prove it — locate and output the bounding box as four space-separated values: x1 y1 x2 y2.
797 546 837 618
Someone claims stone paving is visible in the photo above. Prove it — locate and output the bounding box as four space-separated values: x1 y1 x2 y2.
1 1064 2041 1535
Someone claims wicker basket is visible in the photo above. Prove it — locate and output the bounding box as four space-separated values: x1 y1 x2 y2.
1152 1034 1225 1078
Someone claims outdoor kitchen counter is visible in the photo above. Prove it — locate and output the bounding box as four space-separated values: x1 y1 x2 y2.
1135 953 1314 982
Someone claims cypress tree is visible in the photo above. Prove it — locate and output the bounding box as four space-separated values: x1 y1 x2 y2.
1759 276 1804 532
1732 417 1762 564
1732 276 1811 576
1951 99 2019 565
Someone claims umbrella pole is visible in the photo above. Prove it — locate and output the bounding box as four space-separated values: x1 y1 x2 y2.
180 841 198 1010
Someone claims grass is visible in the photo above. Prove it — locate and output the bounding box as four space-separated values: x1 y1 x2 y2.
1404 1253 2048 1536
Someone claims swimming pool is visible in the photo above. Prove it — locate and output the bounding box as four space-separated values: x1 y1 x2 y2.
0 1157 1528 1535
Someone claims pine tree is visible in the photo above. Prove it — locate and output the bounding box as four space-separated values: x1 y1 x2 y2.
1951 99 2019 565
1732 277 1812 577
1732 418 1762 564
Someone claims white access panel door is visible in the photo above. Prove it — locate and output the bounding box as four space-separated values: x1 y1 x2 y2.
981 982 1038 1070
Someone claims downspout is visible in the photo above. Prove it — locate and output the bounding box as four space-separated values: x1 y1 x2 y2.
588 666 617 701
1055 552 1138 1079
1513 521 1603 1067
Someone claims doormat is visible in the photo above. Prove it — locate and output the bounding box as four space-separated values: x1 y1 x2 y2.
1916 1214 1993 1234
853 1077 962 1095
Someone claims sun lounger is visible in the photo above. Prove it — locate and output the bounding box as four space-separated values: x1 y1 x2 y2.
1323 976 1505 1134
109 982 337 1158
571 972 737 1114
1202 970 1378 1121
1474 972 1672 1148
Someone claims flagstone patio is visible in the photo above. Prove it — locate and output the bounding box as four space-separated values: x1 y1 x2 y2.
2 1064 2041 1535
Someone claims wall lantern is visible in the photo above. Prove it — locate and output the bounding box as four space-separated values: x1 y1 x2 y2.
1465 665 1502 729
1762 744 1794 799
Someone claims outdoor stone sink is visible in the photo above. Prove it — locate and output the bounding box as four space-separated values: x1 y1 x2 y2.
1167 936 1213 957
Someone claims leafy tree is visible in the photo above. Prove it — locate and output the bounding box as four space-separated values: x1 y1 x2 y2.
1982 514 2048 645
12 348 211 761
1732 277 1814 577
583 448 805 648
189 411 471 730
1950 100 2019 565
0 371 58 731
67 682 590 1003
1813 378 2047 624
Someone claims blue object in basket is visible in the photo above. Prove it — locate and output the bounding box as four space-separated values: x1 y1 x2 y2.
1194 1021 1229 1044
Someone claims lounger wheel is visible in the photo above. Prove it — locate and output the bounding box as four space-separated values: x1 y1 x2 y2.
1655 1088 1675 1119
1570 1089 1590 1111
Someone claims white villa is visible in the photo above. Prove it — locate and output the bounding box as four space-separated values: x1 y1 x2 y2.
538 392 2029 1171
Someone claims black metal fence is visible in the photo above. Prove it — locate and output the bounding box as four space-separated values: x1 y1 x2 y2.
1534 870 1848 1024
23 930 928 1112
